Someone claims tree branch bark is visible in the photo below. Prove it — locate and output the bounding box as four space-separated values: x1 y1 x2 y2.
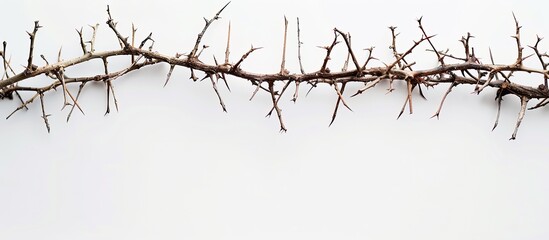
1 3 548 139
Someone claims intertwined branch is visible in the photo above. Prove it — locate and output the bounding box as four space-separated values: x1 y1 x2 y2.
1 3 549 139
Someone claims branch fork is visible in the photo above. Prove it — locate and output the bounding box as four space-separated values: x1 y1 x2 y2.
1 4 548 139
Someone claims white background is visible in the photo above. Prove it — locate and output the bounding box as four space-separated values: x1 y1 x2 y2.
1 0 549 239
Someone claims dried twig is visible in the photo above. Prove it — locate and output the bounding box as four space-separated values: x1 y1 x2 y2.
25 21 41 73
89 24 99 53
268 81 286 132
510 96 529 140
431 81 457 119
67 82 86 122
76 27 87 54
2 3 549 139
329 82 352 126
39 92 50 133
233 45 262 70
334 29 361 71
207 73 227 112
280 16 289 75
189 2 230 58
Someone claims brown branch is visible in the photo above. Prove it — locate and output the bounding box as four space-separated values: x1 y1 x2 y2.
387 34 433 72
510 96 529 140
39 92 50 133
26 21 41 73
329 82 352 126
53 69 70 109
109 81 119 112
106 6 129 49
512 12 523 67
89 24 99 53
492 85 504 131
267 80 291 116
296 17 305 75
2 4 549 139
208 73 227 112
213 55 230 92
361 47 376 70
2 41 8 79
268 81 286 132
280 16 289 75
189 2 230 58
529 98 549 110
417 17 444 65
249 80 263 101
233 45 262 70
431 81 457 119
76 27 87 54
6 92 39 119
164 64 176 87
334 29 361 71
292 17 305 102
225 22 231 64
350 76 384 97
67 82 86 122
397 78 414 119
529 35 549 88
319 32 339 73
138 32 154 50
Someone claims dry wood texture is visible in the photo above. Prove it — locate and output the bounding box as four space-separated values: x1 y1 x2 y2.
1 3 548 139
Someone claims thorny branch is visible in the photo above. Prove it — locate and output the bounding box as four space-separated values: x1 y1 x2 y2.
2 3 549 139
